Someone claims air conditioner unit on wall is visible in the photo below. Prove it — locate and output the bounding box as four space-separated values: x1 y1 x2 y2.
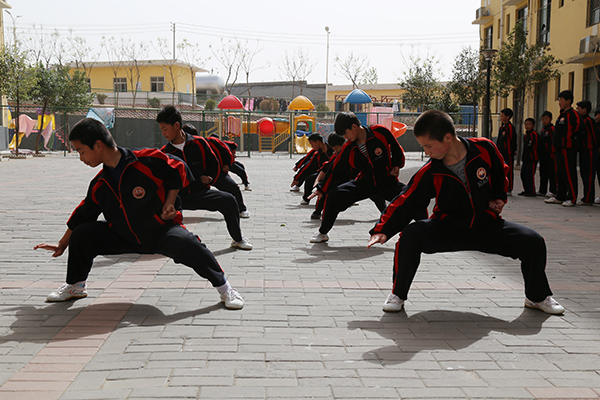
580 35 599 54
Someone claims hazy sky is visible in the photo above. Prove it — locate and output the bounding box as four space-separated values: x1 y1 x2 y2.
6 0 481 85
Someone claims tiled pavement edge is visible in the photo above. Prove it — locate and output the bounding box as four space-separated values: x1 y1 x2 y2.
0 151 599 400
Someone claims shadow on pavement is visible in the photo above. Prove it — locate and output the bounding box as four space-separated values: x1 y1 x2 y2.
293 244 394 263
0 302 222 344
347 308 551 365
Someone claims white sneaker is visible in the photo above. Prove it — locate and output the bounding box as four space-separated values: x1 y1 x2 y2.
546 192 556 198
562 200 575 207
507 191 512 196
525 296 565 315
221 288 244 309
300 199 309 205
240 210 250 218
382 293 404 312
290 185 300 192
231 237 253 250
544 197 562 204
46 282 87 302
244 184 252 191
595 197 600 204
310 231 329 243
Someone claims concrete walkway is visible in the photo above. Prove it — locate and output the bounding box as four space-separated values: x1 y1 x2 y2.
0 151 599 400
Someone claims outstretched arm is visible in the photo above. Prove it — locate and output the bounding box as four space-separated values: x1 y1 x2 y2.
367 233 388 249
34 228 72 257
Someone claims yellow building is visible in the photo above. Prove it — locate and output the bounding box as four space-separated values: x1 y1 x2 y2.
1 0 12 127
474 0 600 132
70 60 207 106
327 84 407 111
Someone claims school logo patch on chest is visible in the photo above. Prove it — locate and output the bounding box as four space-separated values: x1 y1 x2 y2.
374 147 383 156
476 167 487 180
132 186 146 199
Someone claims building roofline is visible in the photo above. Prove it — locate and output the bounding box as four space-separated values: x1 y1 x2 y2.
67 59 208 72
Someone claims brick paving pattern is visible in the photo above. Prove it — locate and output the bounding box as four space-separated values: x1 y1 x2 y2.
0 151 599 399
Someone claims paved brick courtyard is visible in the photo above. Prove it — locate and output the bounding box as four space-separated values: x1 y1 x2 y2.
0 151 599 399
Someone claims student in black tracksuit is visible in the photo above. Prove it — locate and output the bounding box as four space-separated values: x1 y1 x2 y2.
518 118 539 197
545 90 581 207
538 111 556 197
34 118 244 309
496 108 517 195
368 110 564 315
575 100 599 205
157 107 252 250
311 133 348 220
204 133 249 218
291 134 332 205
221 138 251 191
308 112 408 243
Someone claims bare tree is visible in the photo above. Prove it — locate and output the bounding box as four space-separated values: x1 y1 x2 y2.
239 41 269 98
101 36 125 107
67 31 100 85
22 25 64 67
210 38 244 95
335 52 370 89
177 39 209 107
121 38 148 106
279 48 315 97
155 37 184 104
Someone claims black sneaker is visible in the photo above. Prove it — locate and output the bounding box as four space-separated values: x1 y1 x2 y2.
310 211 321 219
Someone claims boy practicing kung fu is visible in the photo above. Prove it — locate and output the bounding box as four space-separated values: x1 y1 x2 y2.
368 110 564 316
35 118 244 309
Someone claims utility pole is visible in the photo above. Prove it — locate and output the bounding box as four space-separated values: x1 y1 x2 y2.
171 22 176 61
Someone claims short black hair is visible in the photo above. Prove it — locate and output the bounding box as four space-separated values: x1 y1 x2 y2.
541 111 553 119
69 118 116 149
524 117 536 125
156 105 182 126
577 100 592 114
413 110 455 141
500 108 514 119
327 133 345 147
334 112 361 136
182 124 198 136
595 109 600 116
558 90 574 103
308 133 324 143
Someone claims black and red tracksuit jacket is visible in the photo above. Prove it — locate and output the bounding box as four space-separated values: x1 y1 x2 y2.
295 150 315 169
540 124 554 156
161 133 220 194
67 147 191 244
554 108 581 150
206 136 234 168
370 137 509 239
496 122 516 162
317 125 405 194
522 130 539 162
294 148 331 182
577 114 599 151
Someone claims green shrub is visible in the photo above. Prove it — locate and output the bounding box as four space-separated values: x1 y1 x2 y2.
204 98 216 110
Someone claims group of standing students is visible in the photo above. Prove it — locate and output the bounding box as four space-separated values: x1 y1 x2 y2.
497 90 600 207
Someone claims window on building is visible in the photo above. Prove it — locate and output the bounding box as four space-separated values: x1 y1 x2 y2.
538 0 551 45
589 0 600 26
113 77 127 92
517 6 528 37
569 71 575 96
150 76 165 92
497 19 501 38
583 66 600 110
484 25 493 49
506 13 511 35
534 82 548 127
555 75 561 100
559 0 564 7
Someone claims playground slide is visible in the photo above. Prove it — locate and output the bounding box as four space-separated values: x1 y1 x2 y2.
391 121 408 138
294 131 312 154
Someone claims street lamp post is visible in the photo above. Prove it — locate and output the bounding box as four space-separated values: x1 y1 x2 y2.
325 26 330 110
481 48 497 139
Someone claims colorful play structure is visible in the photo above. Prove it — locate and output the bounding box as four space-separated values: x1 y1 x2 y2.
213 91 407 154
